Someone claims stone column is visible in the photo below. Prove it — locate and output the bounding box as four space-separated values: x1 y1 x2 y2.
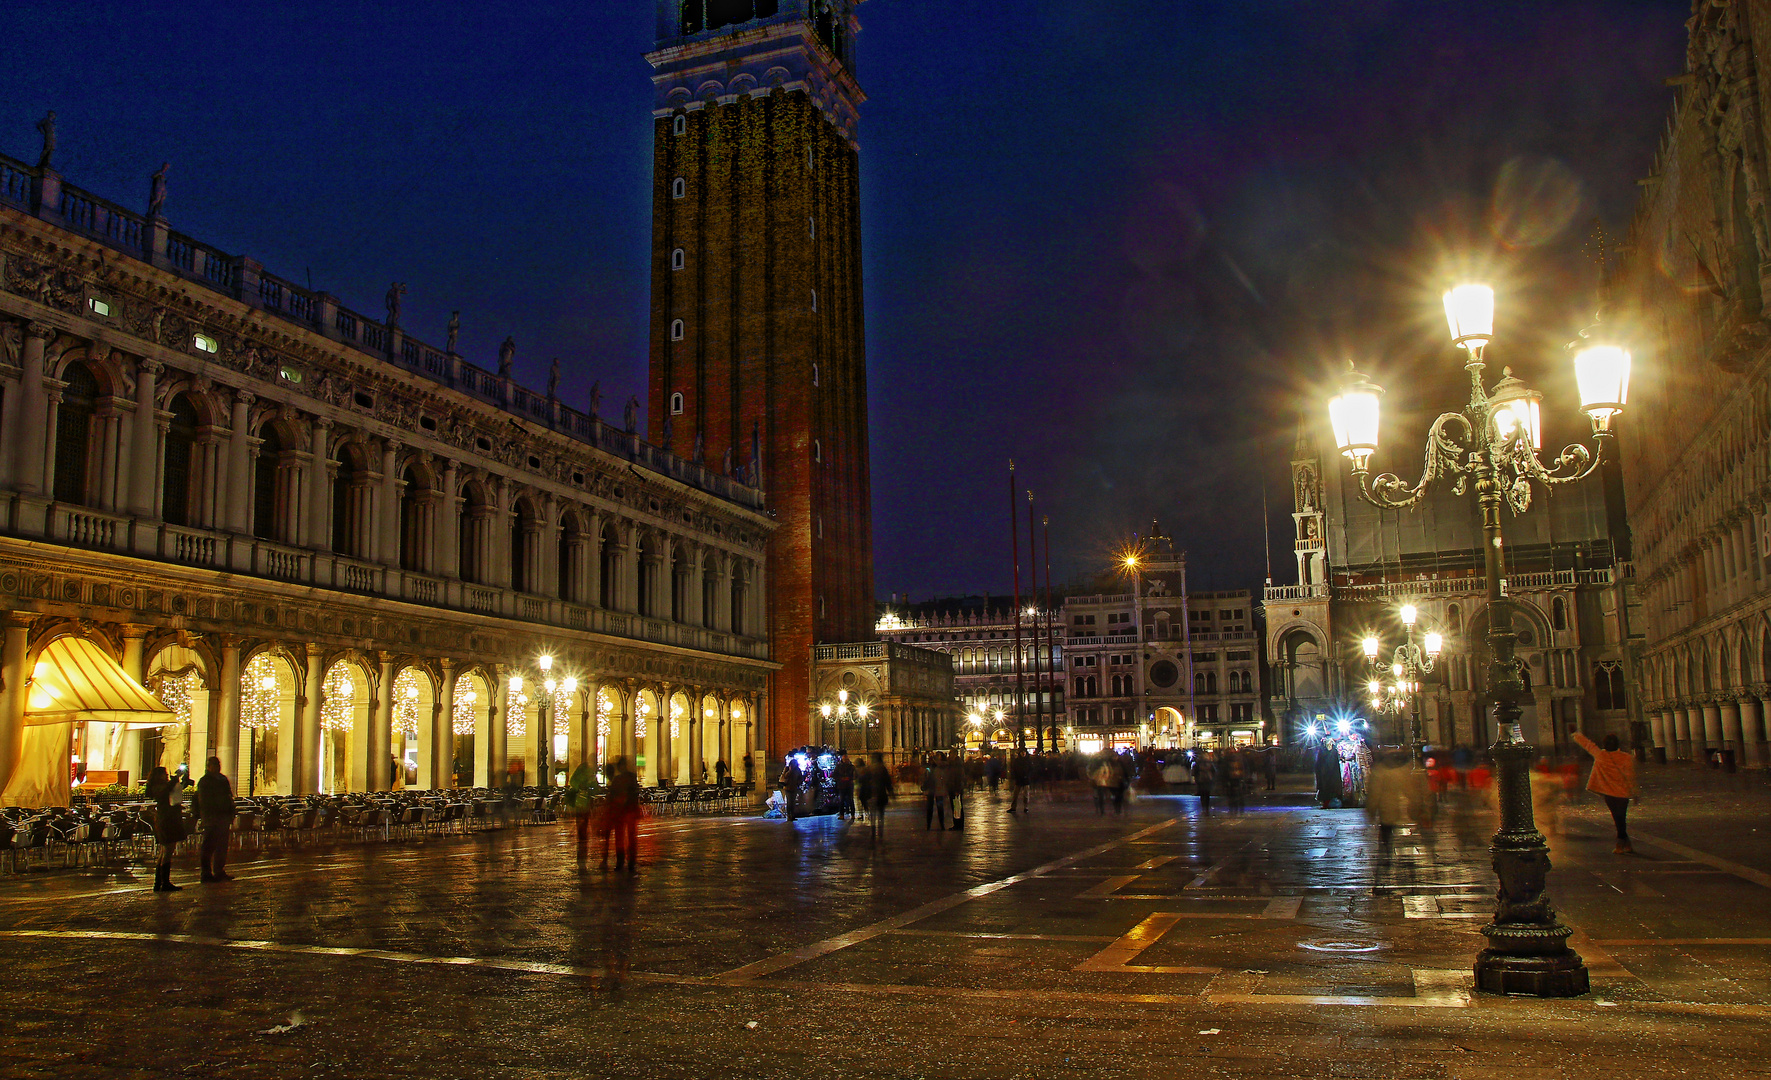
688 687 705 783
1719 696 1743 764
369 652 393 791
435 660 457 789
539 496 560 599
491 664 510 784
297 643 324 794
117 625 150 781
493 481 514 588
12 324 52 495
1671 707 1689 760
378 440 402 566
226 393 255 533
711 554 733 632
129 358 161 518
0 613 39 797
305 418 332 551
1701 700 1724 757
1741 692 1768 768
439 462 460 579
214 638 242 789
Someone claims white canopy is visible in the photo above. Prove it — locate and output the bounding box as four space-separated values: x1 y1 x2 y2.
25 636 174 729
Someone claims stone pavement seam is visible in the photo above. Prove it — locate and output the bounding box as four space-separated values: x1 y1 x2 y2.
1626 829 1771 890
708 817 1181 985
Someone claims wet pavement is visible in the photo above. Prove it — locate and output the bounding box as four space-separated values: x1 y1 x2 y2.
3 768 1771 1078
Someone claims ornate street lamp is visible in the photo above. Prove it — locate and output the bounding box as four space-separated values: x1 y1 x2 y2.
1326 282 1630 998
1361 604 1443 755
511 654 571 793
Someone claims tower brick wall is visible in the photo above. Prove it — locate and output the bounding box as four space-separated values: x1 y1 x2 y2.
646 5 874 759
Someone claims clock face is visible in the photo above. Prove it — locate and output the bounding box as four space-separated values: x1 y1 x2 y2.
1148 661 1180 689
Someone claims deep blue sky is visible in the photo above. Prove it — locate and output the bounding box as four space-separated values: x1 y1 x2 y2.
2 1 1689 598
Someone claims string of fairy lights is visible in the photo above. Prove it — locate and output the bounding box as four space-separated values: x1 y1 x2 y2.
320 664 355 732
151 668 201 731
452 676 478 736
240 654 281 731
392 668 422 738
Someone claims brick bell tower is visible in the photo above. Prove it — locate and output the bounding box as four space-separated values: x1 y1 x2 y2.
645 0 875 759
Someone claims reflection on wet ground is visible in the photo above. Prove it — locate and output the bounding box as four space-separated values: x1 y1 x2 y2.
4 773 1771 1077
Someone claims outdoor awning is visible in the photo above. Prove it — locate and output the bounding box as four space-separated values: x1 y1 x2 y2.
25 636 174 729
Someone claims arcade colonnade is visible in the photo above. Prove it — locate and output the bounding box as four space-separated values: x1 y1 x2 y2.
2 615 763 798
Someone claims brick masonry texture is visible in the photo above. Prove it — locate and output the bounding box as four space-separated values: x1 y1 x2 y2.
648 90 875 758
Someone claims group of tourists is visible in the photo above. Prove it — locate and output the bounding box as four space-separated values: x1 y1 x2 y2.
567 757 643 871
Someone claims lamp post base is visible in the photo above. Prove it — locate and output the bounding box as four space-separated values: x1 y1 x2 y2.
1474 948 1589 997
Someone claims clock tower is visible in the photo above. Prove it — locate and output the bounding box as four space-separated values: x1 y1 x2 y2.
645 0 874 758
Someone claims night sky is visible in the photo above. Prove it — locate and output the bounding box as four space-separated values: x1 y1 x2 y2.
1 1 1690 600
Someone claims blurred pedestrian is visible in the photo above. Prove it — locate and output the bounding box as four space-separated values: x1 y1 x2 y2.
860 752 894 844
1314 742 1344 809
1225 750 1247 815
195 756 234 882
1193 751 1216 816
567 762 596 865
1091 756 1115 815
780 753 803 822
944 754 964 829
603 756 642 871
146 765 187 892
1572 732 1638 854
923 752 948 830
1007 750 1031 813
1264 744 1279 791
835 753 857 820
715 757 730 788
1366 750 1432 845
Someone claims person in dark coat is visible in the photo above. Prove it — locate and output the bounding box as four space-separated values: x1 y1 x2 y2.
834 754 857 820
1315 742 1345 809
860 752 894 844
1192 751 1216 816
922 752 948 830
146 765 187 892
780 753 804 821
195 756 235 882
603 757 642 871
943 754 964 829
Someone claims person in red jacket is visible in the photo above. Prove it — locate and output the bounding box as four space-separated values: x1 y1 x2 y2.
1572 732 1638 854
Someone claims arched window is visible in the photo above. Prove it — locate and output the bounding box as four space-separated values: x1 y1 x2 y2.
670 544 692 623
1206 671 1218 694
1552 596 1567 631
558 513 579 602
702 558 718 629
161 395 200 526
459 484 490 584
670 319 685 341
1195 671 1207 695
671 247 685 270
636 535 659 618
813 439 822 463
510 501 535 593
400 467 429 572
53 362 99 506
670 391 685 415
672 177 685 199
1609 666 1627 709
331 449 357 556
730 565 747 636
672 113 686 136
252 426 282 541
1595 664 1615 710
1446 604 1460 629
